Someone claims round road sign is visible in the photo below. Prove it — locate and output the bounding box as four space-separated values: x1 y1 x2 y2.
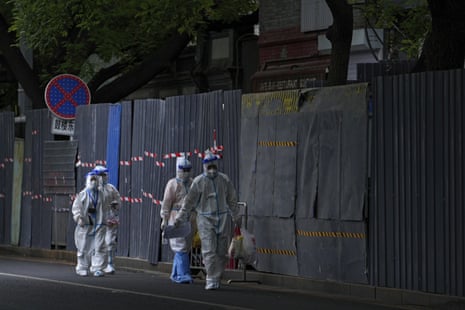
45 74 91 120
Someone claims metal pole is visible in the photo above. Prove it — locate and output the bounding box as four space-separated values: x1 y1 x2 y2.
227 201 260 284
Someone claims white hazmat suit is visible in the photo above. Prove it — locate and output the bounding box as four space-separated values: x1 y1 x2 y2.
161 156 195 283
92 165 121 274
72 171 109 277
175 151 240 290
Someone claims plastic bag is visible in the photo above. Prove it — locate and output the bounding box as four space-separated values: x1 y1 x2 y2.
228 228 257 266
228 235 244 259
240 228 257 266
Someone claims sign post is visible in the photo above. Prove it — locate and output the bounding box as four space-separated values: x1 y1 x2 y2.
44 74 91 135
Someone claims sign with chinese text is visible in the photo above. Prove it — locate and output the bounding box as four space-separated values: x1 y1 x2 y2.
51 117 75 136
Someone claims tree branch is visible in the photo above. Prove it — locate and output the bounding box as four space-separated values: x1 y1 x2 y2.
0 13 43 109
92 32 190 103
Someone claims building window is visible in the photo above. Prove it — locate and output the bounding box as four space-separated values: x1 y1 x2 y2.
301 0 333 32
211 37 230 60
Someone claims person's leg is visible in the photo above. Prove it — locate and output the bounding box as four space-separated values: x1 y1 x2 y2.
75 226 91 276
104 226 117 274
201 231 222 290
90 226 107 276
171 252 193 283
170 252 180 282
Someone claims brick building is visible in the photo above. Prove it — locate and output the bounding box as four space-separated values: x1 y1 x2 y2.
130 1 386 98
252 0 383 92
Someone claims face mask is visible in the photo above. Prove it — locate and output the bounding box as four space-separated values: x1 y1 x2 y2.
207 168 217 178
88 179 97 190
177 171 190 180
101 174 108 185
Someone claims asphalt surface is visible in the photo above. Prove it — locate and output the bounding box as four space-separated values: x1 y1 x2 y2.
0 255 417 310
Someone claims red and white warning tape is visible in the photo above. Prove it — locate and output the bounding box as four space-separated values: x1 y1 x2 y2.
144 151 157 158
162 152 193 159
142 191 162 205
79 160 107 168
131 156 143 162
121 196 142 203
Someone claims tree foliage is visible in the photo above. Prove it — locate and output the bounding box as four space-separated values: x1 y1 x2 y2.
1 0 257 107
364 0 430 59
364 0 465 71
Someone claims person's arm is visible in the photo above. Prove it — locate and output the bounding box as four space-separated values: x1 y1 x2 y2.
160 180 176 229
72 191 85 226
111 185 121 211
225 176 241 225
175 180 200 224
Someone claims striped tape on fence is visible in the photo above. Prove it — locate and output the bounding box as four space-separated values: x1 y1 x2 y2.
162 152 192 159
121 196 142 203
258 141 297 147
142 191 163 205
257 248 296 256
297 230 366 239
144 151 157 158
131 156 143 162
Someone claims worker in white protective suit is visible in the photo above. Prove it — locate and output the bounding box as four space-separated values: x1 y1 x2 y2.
92 165 121 274
175 150 241 290
72 171 108 277
161 156 195 283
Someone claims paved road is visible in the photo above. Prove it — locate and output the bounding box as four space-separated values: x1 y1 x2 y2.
0 256 417 310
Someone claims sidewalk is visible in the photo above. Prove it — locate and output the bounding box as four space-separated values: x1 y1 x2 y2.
1 244 464 309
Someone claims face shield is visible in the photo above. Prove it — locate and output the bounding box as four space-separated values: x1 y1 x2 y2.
176 156 192 181
86 172 99 190
202 151 218 178
100 172 109 185
92 165 109 184
177 168 192 181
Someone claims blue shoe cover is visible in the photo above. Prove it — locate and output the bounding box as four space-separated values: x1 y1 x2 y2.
170 252 193 284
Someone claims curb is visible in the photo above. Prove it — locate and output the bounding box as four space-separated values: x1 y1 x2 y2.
1 245 464 308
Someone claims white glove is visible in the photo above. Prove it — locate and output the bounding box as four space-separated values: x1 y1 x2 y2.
78 217 85 227
161 218 168 231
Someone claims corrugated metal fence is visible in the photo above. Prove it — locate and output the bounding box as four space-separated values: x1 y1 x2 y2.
0 112 15 245
370 69 465 296
71 90 241 263
241 85 369 283
3 69 465 297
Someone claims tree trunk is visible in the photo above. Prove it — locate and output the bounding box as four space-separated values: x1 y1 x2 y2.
325 0 353 86
0 13 43 109
412 0 465 72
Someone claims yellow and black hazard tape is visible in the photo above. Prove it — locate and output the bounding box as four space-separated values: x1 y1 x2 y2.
258 141 297 147
297 230 365 239
257 248 296 256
